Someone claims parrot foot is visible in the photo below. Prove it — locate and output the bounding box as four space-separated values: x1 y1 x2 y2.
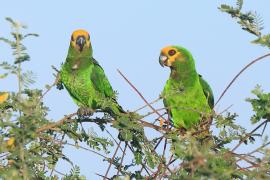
77 107 95 118
56 81 64 90
178 127 187 136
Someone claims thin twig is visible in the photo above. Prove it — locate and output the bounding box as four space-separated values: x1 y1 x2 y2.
261 121 268 136
134 97 162 112
231 119 269 152
233 152 259 166
50 134 65 176
126 143 152 175
141 108 167 119
168 158 177 166
105 129 124 153
38 71 60 103
138 119 168 132
162 138 167 160
104 141 121 179
154 136 164 150
160 155 173 179
147 136 172 179
39 135 109 159
96 173 110 180
45 164 65 176
152 163 163 179
215 52 270 107
152 112 167 125
247 141 270 156
152 139 171 179
36 113 77 133
140 136 164 173
65 142 108 159
239 165 259 170
236 141 270 163
0 153 9 159
216 104 233 116
116 142 128 176
117 69 167 122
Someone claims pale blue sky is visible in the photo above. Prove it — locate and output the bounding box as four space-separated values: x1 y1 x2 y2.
1 0 270 179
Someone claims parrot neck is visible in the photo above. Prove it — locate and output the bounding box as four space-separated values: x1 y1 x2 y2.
67 45 93 58
66 46 94 70
170 60 198 87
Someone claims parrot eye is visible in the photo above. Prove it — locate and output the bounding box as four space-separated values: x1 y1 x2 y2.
168 49 176 56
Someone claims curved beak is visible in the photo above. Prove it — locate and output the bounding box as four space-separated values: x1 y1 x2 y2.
76 36 86 52
159 55 168 67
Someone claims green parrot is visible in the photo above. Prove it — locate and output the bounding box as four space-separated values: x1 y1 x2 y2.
60 29 124 117
159 46 214 129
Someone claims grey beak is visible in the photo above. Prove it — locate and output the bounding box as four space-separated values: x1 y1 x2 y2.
159 55 168 67
76 36 86 52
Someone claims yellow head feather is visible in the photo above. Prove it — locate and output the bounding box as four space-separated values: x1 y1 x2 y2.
70 29 91 51
161 46 183 66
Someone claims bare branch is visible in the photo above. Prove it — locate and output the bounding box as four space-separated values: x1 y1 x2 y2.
134 97 162 112
215 52 270 107
104 141 121 179
116 142 128 176
117 69 167 122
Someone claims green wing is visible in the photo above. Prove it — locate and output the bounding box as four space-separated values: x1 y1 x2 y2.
90 58 115 98
90 58 125 114
198 74 214 109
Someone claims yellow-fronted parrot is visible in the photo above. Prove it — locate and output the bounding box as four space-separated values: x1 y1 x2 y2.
60 29 124 117
159 46 214 129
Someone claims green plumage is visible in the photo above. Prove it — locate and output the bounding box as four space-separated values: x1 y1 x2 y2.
60 31 123 117
160 46 214 129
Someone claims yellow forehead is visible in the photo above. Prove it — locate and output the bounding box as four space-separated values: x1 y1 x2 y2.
161 46 178 55
72 29 89 39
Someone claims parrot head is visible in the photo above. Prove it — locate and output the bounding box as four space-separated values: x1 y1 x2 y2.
70 29 91 52
159 46 194 68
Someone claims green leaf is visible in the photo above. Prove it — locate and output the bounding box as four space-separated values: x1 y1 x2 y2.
236 0 243 10
134 151 143 164
219 2 264 38
0 37 14 45
11 32 23 41
21 70 36 87
119 129 133 141
15 54 30 64
252 34 270 48
24 33 39 38
5 17 17 27
246 85 270 124
0 73 8 79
